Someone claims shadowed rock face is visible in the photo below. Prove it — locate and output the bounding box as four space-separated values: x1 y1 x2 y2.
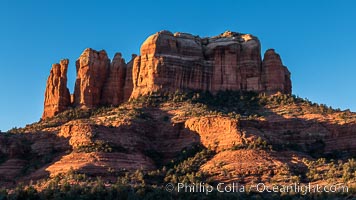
42 30 292 118
262 49 292 94
42 59 71 119
123 54 136 101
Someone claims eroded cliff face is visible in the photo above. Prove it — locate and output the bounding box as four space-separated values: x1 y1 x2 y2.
131 30 291 98
42 30 292 119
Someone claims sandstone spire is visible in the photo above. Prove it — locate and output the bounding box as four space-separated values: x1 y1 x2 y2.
262 49 292 94
42 59 71 119
101 52 127 106
73 48 110 108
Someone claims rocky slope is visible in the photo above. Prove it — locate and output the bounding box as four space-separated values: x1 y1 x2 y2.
42 30 291 119
2 92 356 191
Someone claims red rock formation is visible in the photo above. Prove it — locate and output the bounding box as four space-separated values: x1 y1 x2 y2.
131 31 208 98
207 32 262 92
185 117 244 151
42 30 292 118
58 121 95 148
101 53 126 106
262 49 292 94
130 30 291 98
42 59 71 119
74 48 110 108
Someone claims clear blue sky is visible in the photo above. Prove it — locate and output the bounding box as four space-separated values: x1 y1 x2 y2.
1 0 356 131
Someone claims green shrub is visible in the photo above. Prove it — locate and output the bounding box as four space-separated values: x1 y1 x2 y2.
231 137 270 151
75 140 127 153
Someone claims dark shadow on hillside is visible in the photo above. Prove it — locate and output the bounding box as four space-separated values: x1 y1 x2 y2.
0 130 71 187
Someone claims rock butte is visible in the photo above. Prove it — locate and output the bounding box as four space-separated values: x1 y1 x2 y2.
42 30 292 119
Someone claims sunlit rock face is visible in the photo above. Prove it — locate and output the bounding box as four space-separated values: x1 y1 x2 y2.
131 30 291 98
42 59 71 119
74 48 110 109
